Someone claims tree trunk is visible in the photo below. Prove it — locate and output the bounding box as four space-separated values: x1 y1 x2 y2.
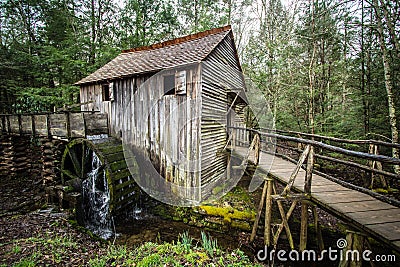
379 0 400 57
308 1 316 135
90 0 96 65
360 0 369 136
372 0 400 174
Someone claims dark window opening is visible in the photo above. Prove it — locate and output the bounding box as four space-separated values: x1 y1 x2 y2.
164 75 175 95
102 84 110 101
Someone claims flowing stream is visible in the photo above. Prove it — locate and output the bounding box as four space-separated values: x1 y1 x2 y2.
81 151 114 239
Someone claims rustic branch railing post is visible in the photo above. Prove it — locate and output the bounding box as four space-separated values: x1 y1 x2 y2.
304 145 314 193
282 145 310 196
369 144 387 189
264 178 273 247
338 230 368 267
311 205 324 251
254 133 260 165
250 177 268 243
300 145 314 251
299 201 308 251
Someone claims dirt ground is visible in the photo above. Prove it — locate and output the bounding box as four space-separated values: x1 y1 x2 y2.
0 174 110 266
0 172 340 266
1 172 399 267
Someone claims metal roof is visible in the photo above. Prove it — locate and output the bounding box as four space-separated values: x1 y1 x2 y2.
75 26 232 85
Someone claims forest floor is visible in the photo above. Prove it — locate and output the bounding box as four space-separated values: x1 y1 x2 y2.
1 172 398 266
0 174 261 266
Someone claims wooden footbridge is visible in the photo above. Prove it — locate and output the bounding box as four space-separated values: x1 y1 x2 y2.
2 111 400 255
229 126 400 255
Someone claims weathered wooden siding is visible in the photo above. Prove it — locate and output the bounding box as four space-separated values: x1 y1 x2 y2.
80 84 102 111
78 32 247 201
201 33 246 196
80 65 202 201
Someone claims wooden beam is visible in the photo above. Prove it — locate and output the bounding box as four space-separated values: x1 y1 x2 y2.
264 178 273 246
299 201 308 251
282 145 310 195
304 146 314 193
250 178 268 242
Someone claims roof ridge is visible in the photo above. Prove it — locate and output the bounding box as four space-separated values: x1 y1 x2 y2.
121 25 232 54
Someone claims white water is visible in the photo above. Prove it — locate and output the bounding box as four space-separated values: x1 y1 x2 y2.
81 152 113 239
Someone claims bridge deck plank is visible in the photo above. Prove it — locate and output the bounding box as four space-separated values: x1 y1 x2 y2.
329 200 396 213
233 146 400 252
347 209 400 225
366 222 400 241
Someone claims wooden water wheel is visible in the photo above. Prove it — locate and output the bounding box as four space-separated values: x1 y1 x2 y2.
61 137 139 216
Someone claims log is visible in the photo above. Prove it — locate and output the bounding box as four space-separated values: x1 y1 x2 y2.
338 231 366 267
264 178 273 246
250 178 268 242
304 146 314 193
262 127 400 149
299 201 308 251
266 142 400 180
229 126 400 164
311 205 324 251
282 145 310 195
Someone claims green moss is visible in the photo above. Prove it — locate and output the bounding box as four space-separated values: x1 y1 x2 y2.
63 185 74 193
198 205 255 223
212 185 224 195
231 220 252 231
372 187 399 194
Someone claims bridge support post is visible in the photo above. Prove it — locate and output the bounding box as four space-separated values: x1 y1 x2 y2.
250 177 268 243
264 178 273 246
300 145 314 251
299 201 308 251
311 205 324 251
338 230 368 267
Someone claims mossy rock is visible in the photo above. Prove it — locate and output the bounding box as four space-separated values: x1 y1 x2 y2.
197 205 256 224
151 185 257 231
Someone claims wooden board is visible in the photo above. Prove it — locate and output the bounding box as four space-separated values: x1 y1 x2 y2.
69 113 85 138
84 113 108 135
330 200 397 213
310 184 352 193
347 209 400 225
393 241 400 249
312 191 374 204
34 115 48 136
49 114 68 137
234 146 400 252
20 115 33 134
366 222 400 241
8 115 19 134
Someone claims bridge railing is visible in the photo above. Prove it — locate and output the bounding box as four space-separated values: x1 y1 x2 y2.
228 126 400 205
0 111 109 139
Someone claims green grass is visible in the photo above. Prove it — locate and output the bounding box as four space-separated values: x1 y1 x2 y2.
200 231 219 257
5 230 260 266
86 233 261 267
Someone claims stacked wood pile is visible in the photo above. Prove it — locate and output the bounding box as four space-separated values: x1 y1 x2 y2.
0 136 14 177
0 111 108 183
0 135 66 185
40 138 66 184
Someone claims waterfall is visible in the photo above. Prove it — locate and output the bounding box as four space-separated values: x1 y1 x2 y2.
81 152 113 239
